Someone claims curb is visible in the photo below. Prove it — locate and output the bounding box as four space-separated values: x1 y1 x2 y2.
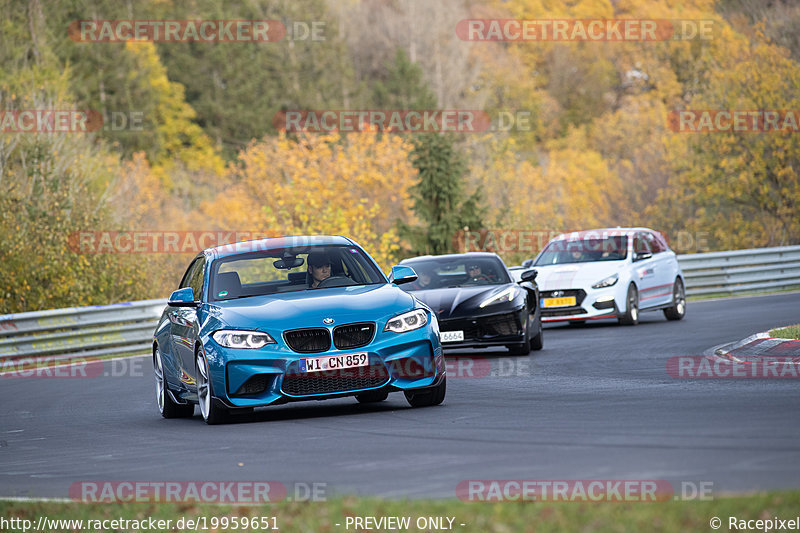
715 331 800 363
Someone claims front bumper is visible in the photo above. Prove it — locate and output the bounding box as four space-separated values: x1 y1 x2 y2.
539 287 620 322
437 306 528 349
203 325 444 408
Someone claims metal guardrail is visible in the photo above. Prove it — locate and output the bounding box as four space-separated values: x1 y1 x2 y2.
0 299 165 363
1 245 798 361
678 245 800 296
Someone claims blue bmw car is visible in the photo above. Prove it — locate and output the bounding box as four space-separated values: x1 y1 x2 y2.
153 235 445 424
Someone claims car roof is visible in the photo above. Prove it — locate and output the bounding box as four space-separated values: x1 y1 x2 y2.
207 234 355 260
550 227 660 240
400 252 504 263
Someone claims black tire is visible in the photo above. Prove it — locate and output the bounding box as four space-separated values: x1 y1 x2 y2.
507 342 530 356
530 319 543 351
618 284 639 325
507 315 532 355
404 377 446 407
663 278 686 321
196 350 229 425
356 390 389 403
154 347 194 418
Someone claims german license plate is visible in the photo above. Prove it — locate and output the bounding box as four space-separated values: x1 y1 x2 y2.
441 330 464 343
300 352 368 372
541 296 576 308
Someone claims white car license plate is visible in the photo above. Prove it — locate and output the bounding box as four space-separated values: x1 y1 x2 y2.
300 352 369 372
441 330 464 343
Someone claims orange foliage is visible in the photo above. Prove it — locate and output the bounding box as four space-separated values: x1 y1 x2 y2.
198 130 418 270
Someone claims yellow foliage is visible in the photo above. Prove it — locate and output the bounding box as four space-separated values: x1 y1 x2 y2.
469 130 622 263
649 24 800 250
198 131 418 270
124 42 225 179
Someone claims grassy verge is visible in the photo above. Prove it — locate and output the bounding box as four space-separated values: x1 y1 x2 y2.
687 286 800 302
769 325 800 339
2 492 800 533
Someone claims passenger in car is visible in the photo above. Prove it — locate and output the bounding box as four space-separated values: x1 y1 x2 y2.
408 266 437 290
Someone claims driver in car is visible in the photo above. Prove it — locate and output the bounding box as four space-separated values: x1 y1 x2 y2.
307 252 332 288
467 263 492 282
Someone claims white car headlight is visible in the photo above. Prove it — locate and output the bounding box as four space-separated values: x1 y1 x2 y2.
591 273 619 289
384 309 428 333
212 330 276 349
479 286 519 308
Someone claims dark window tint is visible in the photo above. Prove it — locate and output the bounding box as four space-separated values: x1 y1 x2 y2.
179 258 201 290
634 234 652 254
646 232 667 253
182 257 206 300
533 236 628 265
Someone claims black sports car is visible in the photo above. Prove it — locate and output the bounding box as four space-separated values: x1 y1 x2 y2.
398 253 542 355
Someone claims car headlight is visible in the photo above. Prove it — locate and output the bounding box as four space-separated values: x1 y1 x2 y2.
479 286 519 308
212 330 276 349
591 273 619 289
384 309 428 333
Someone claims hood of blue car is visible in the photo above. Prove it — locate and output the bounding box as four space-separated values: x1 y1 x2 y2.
205 284 416 330
411 284 521 320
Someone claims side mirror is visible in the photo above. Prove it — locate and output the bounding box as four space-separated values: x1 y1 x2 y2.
519 269 537 282
634 251 653 262
168 287 198 307
521 259 534 268
389 265 418 285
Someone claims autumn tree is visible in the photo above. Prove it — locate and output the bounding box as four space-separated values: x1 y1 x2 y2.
649 27 800 251
0 4 150 311
329 0 479 108
154 0 361 158
197 130 417 270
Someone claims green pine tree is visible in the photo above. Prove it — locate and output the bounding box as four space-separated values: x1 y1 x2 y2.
399 133 486 256
371 48 437 109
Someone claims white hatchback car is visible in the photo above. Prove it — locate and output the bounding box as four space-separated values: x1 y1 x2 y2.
524 228 686 325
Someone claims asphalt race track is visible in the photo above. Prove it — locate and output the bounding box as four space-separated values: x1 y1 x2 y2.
2 292 799 500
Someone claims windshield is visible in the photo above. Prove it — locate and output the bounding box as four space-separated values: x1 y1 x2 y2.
401 256 510 291
534 236 628 265
210 244 385 301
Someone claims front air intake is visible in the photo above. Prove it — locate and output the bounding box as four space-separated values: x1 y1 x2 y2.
283 328 331 353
